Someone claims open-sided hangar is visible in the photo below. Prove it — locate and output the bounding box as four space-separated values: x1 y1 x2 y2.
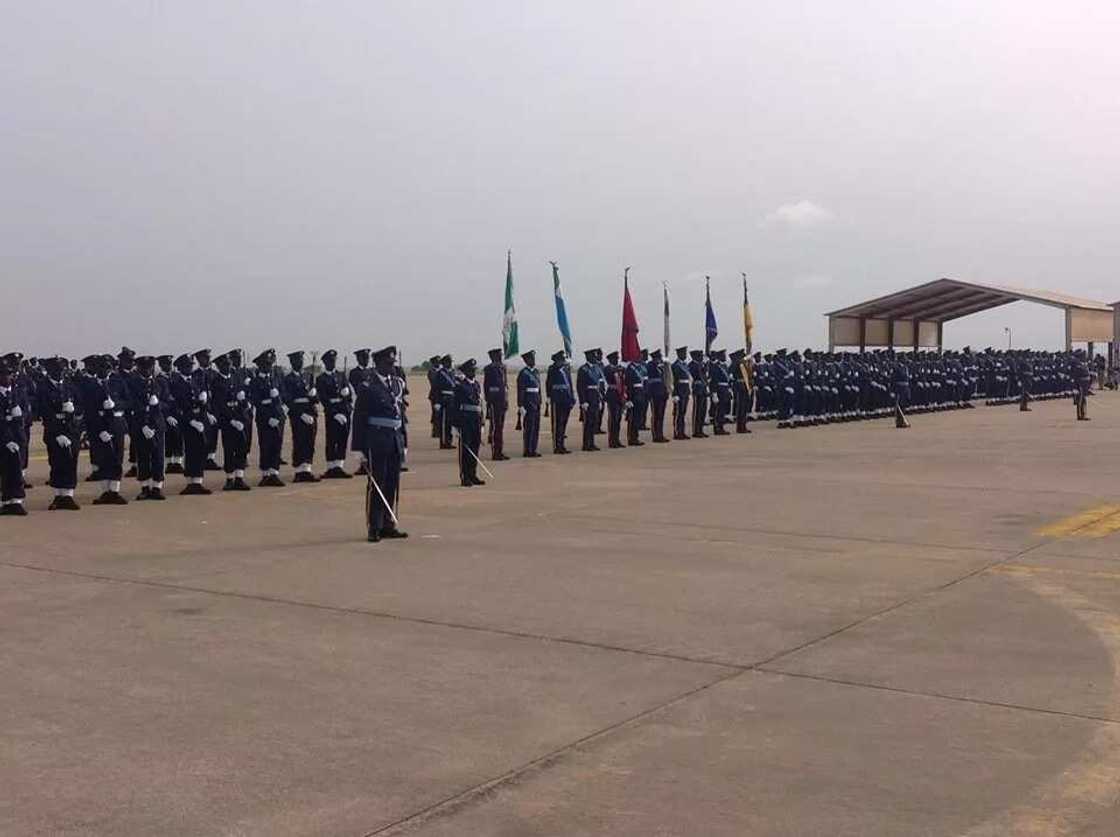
825 277 1115 355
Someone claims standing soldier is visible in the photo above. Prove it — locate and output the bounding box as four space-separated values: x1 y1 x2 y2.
113 347 141 479
646 349 669 443
190 349 221 471
688 349 708 438
351 346 408 542
1018 353 1034 412
282 350 320 483
425 354 442 440
576 348 604 452
212 352 252 491
3 353 34 489
453 358 486 486
393 358 411 471
603 350 626 449
229 349 254 460
435 354 456 450
517 350 543 457
171 353 212 496
132 356 168 500
157 355 185 474
88 354 130 504
318 349 353 479
625 350 648 447
1072 349 1092 421
350 348 372 474
250 349 285 486
546 350 574 455
0 358 29 515
38 356 82 510
709 350 732 435
483 348 510 461
730 349 753 434
671 346 692 440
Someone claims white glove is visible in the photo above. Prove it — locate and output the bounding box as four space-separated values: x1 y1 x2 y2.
62 400 75 414
142 425 155 440
434 403 441 412
166 416 178 428
148 395 159 406
268 417 280 428
300 413 315 426
98 430 112 443
236 390 246 401
198 390 208 404
189 419 205 433
580 402 589 410
672 395 680 403
309 387 317 398
334 413 347 425
710 394 719 403
102 398 114 410
206 413 217 425
625 401 633 409
280 404 289 415
341 386 351 397
56 435 71 448
5 441 18 454
230 419 245 432
518 407 526 417
9 405 22 418
269 388 279 398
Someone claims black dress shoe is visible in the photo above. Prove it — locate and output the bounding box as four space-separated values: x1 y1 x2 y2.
494 453 510 461
380 528 409 539
259 474 285 487
136 487 152 501
223 479 236 491
461 480 473 487
204 460 222 472
49 496 81 511
180 483 212 496
470 477 487 486
124 466 138 478
367 530 382 542
148 488 167 501
165 462 184 474
0 503 28 516
85 472 103 482
292 471 320 483
231 478 251 491
93 491 128 505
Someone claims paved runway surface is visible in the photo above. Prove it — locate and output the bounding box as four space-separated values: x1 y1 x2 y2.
4 395 1120 835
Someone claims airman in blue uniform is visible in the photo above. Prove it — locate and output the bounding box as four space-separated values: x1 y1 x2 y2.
352 346 408 542
577 348 604 452
547 350 574 455
517 350 542 457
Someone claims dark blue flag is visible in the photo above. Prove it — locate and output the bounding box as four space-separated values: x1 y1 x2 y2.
704 275 718 352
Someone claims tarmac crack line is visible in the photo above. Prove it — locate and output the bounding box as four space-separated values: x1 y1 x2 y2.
754 668 1120 726
359 666 749 837
753 538 1052 670
0 559 744 672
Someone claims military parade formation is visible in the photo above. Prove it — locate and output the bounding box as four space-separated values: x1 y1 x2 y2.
0 344 1104 539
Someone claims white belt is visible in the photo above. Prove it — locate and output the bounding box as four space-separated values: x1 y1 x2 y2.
461 404 483 413
260 398 272 404
293 397 310 404
524 387 540 393
367 417 402 429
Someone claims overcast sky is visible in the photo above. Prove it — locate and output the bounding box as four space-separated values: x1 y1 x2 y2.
4 1 1119 360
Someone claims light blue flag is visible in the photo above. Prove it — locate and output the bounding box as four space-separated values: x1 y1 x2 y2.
550 261 573 356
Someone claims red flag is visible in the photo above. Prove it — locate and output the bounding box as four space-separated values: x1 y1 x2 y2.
621 269 640 362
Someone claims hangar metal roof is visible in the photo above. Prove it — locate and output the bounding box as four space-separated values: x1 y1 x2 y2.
826 278 1111 324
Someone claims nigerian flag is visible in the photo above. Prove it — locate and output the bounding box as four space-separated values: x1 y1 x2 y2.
503 250 519 359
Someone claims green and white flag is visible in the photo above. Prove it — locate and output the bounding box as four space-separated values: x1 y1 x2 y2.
503 249 519 358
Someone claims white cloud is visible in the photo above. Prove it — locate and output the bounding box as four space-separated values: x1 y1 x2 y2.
765 200 835 229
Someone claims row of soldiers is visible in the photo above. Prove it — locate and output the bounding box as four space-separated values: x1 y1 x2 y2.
419 345 1102 489
0 346 410 515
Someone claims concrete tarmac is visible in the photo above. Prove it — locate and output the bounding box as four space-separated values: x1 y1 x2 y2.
4 394 1120 835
